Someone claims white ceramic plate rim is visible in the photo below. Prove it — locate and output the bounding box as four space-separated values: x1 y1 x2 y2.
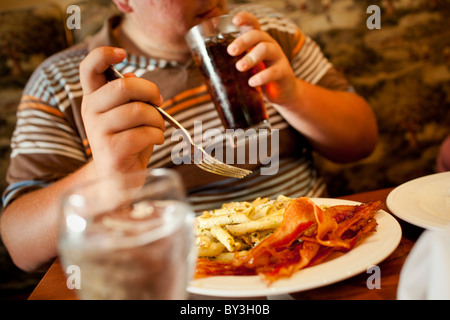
387 172 450 231
187 198 402 298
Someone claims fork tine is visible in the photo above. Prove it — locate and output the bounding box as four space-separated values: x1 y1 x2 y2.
196 163 244 178
205 162 248 178
192 149 245 177
197 155 249 177
202 155 252 177
212 162 251 178
196 161 238 177
201 153 251 175
198 164 248 179
199 162 250 179
203 164 246 178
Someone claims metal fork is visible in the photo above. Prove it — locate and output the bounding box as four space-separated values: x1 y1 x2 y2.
104 66 252 179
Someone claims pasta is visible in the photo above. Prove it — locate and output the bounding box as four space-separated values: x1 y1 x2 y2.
194 195 293 261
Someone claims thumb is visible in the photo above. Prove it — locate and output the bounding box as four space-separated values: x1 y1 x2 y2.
79 47 127 95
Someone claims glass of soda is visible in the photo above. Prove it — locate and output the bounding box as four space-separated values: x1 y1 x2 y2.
186 14 270 131
58 169 196 300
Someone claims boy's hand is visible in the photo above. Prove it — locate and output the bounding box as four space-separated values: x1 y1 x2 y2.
79 47 165 177
227 12 298 105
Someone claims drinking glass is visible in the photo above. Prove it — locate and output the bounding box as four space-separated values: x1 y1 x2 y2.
58 168 195 300
186 14 270 131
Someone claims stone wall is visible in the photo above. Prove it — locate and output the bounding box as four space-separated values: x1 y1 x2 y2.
257 0 450 196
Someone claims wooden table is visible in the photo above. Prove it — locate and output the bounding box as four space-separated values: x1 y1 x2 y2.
28 188 423 300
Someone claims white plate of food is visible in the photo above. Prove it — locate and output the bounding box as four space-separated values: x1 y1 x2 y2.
187 198 402 298
387 171 450 231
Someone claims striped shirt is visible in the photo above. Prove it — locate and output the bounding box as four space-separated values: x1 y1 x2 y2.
3 4 350 212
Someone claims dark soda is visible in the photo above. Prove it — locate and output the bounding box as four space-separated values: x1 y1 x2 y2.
193 33 268 130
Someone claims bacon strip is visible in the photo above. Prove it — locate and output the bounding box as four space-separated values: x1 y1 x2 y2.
232 197 318 269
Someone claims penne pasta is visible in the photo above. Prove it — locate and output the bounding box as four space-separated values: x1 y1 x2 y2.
196 235 226 257
226 214 284 236
197 212 250 229
195 195 294 258
210 225 235 251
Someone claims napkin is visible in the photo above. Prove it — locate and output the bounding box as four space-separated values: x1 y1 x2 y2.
397 223 450 300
